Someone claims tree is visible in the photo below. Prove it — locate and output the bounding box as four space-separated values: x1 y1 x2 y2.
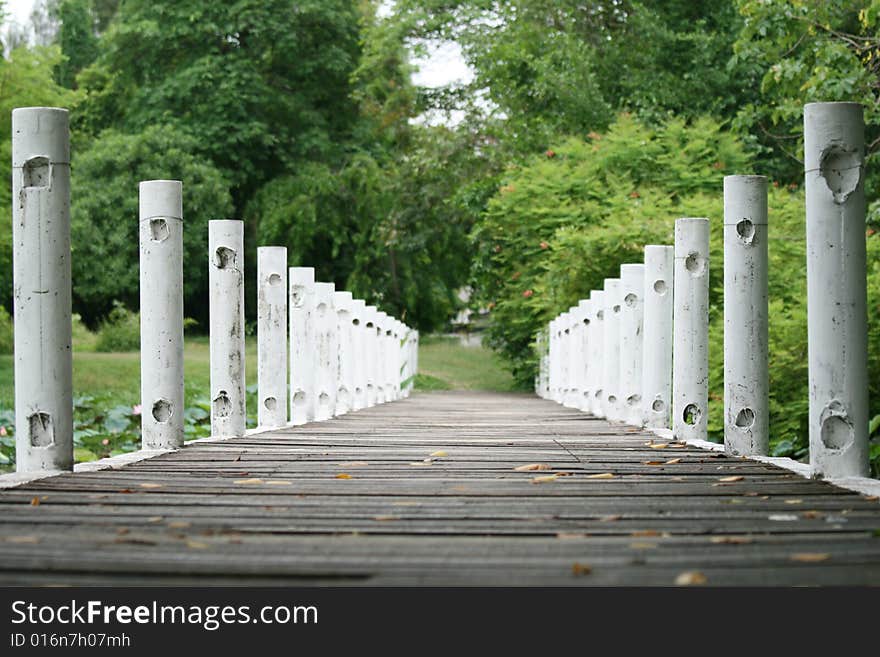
55 0 99 88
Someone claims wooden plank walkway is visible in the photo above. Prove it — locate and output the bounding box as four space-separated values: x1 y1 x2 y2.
0 391 879 586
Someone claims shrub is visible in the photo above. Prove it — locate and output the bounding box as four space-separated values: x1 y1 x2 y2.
95 302 140 352
0 305 12 355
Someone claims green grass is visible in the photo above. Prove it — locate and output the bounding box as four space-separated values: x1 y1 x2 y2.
414 335 519 392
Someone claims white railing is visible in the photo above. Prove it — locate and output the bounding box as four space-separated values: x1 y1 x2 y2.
538 101 871 480
8 106 419 474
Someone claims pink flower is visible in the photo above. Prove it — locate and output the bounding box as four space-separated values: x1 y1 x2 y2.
101 438 110 446
132 405 142 416
0 426 6 436
522 289 534 298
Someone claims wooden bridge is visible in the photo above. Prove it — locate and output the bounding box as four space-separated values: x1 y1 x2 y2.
1 391 879 586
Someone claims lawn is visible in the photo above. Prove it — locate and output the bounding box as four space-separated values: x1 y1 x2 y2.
415 335 518 392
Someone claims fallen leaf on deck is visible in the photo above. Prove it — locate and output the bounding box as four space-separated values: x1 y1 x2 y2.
863 495 879 502
599 514 622 522
116 527 130 535
717 475 743 482
6 535 39 544
643 461 665 466
665 458 682 465
630 542 657 549
167 521 191 529
784 499 803 505
147 516 163 523
531 475 559 484
800 510 823 519
30 497 40 506
586 472 615 479
790 552 830 563
118 488 135 494
514 464 552 472
266 480 293 486
650 443 669 449
631 530 660 537
675 571 708 586
233 478 264 485
335 473 352 480
557 532 586 539
430 451 448 457
185 540 209 550
113 537 156 546
768 514 799 521
373 515 399 522
139 483 163 489
710 536 753 544
571 562 592 576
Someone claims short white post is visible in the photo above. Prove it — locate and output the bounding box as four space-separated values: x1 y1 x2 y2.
804 102 869 477
412 330 419 392
641 245 674 429
334 291 354 415
620 264 645 426
394 320 405 399
563 307 581 408
351 299 367 410
364 306 379 406
602 279 622 421
257 246 288 429
139 180 184 449
588 290 605 417
12 107 73 471
289 266 315 425
313 282 338 420
380 312 394 403
724 176 769 456
576 299 592 411
673 218 710 442
548 318 558 402
209 220 246 438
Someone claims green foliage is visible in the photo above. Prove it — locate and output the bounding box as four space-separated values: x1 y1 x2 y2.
70 125 232 325
0 305 12 355
94 301 139 352
55 0 99 88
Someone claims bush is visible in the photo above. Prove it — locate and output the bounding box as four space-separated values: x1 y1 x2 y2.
0 305 12 355
95 302 140 352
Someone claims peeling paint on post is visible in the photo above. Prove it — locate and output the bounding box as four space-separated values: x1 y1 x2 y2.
351 299 367 410
12 107 73 471
576 299 592 412
209 220 245 438
724 176 769 456
602 279 622 421
589 290 605 418
673 218 710 442
620 264 645 426
334 291 354 415
289 267 315 425
642 245 674 429
313 282 338 421
257 246 288 429
139 180 184 449
364 306 379 407
804 102 869 478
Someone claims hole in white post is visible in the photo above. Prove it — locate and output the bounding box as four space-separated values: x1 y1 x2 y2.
607 395 618 403
23 156 50 187
316 303 328 318
653 279 667 295
582 318 590 325
267 273 282 286
150 218 170 242
596 310 604 320
652 398 666 413
564 328 570 335
685 252 705 276
734 407 755 429
594 389 603 398
612 305 621 314
28 412 53 447
819 144 862 204
626 394 641 406
214 247 236 270
683 403 701 425
213 391 231 418
736 219 755 244
291 285 305 307
151 399 173 423
624 293 638 307
264 396 278 411
352 318 360 326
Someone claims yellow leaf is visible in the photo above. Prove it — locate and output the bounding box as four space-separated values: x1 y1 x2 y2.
718 476 744 482
30 496 40 506
571 562 592 576
167 521 191 529
586 472 615 479
430 451 448 457
139 482 163 489
233 478 264 485
146 516 163 523
650 443 669 449
643 461 665 466
266 480 293 486
514 463 552 471
784 499 803 505
335 473 352 480
631 530 661 537
790 552 830 563
531 474 559 484
6 536 39 544
630 542 657 549
185 540 209 550
665 458 682 465
675 571 708 586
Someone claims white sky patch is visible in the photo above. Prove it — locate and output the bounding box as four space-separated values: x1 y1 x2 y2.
5 0 35 26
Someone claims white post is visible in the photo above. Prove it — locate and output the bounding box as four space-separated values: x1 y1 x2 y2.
602 279 622 421
564 307 581 408
642 245 674 429
334 291 354 415
257 246 288 429
289 266 315 425
560 312 572 404
619 264 645 426
364 306 379 407
139 180 184 449
12 107 73 471
209 220 246 438
313 282 338 420
412 329 419 393
548 318 558 402
804 102 869 477
380 312 394 403
351 299 367 410
673 218 710 442
724 176 769 456
588 290 605 417
576 299 592 411
394 319 405 400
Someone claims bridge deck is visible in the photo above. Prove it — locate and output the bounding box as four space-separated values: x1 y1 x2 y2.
0 391 879 585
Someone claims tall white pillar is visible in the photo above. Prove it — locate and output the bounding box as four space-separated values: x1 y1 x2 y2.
379 312 394 403
804 102 869 477
602 279 622 421
289 266 315 425
139 180 184 449
564 307 581 408
313 282 338 421
12 107 72 471
619 264 645 426
209 220 246 438
642 245 674 429
257 246 288 429
364 305 379 407
576 299 592 412
350 299 367 410
588 290 605 417
724 176 769 456
334 291 354 415
673 218 710 442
